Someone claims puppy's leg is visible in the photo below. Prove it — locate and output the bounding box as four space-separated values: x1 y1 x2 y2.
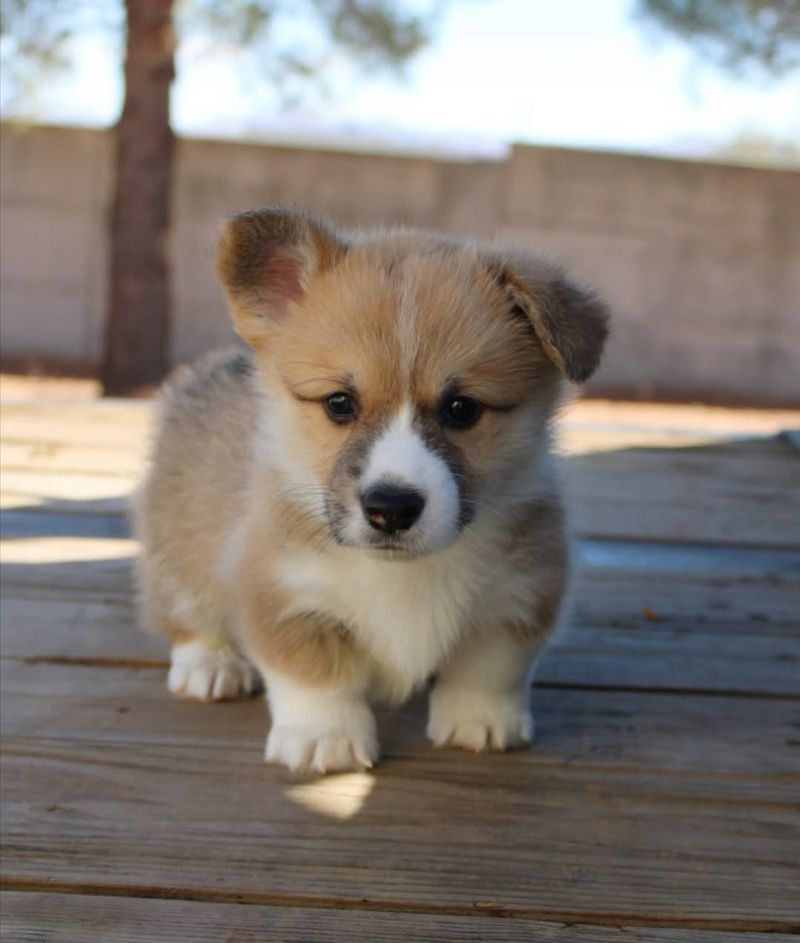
168 625 260 703
427 627 544 752
139 573 259 702
263 670 378 774
240 606 378 774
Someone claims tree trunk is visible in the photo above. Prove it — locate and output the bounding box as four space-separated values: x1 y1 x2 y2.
102 0 175 395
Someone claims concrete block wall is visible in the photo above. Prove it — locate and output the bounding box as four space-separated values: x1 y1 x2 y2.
1 122 798 404
502 146 800 403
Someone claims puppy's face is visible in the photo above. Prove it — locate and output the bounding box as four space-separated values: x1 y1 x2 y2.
271 249 554 554
218 210 608 557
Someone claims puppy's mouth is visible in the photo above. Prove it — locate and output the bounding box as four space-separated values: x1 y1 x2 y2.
324 497 447 558
329 521 431 558
360 542 426 561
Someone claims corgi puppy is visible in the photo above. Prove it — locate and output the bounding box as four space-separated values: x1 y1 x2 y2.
134 207 609 774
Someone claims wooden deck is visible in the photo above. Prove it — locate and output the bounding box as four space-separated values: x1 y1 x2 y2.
1 392 799 941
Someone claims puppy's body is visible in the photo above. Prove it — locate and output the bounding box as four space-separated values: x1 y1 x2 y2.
135 212 608 773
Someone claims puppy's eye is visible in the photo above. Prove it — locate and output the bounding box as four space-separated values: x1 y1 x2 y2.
324 391 357 423
441 395 483 430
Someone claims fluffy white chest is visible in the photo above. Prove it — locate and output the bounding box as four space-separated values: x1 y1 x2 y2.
276 542 485 699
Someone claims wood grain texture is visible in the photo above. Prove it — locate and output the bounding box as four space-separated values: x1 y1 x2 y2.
0 552 135 600
4 397 796 451
3 662 798 781
2 663 799 929
0 401 149 450
537 625 800 697
0 596 167 664
2 535 797 695
567 437 800 548
3 399 800 937
4 893 797 943
2 589 798 697
2 507 131 539
4 402 799 547
2 747 797 929
1 440 143 477
0 470 136 508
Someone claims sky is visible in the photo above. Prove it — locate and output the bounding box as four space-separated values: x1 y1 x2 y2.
3 0 799 160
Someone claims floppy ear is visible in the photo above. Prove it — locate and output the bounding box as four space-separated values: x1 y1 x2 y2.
217 207 347 346
490 252 610 383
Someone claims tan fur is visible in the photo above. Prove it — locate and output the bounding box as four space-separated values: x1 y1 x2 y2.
134 207 609 772
160 619 199 647
232 492 371 687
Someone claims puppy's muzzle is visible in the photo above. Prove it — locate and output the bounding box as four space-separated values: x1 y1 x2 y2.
361 483 426 534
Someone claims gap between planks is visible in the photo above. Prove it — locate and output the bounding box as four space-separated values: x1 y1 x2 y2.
3 662 797 787
3 668 798 926
3 654 799 702
1 878 797 934
4 893 798 943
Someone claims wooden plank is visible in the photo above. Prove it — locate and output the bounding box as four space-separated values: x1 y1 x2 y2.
4 397 797 452
0 470 136 512
4 530 797 602
0 400 149 450
0 536 134 567
4 406 799 550
0 492 130 514
4 544 796 634
0 529 136 600
1 440 143 477
3 662 798 783
567 437 800 548
3 397 798 936
4 472 797 546
560 400 800 439
2 590 798 697
0 556 134 601
561 427 773 453
577 538 800 575
0 596 167 664
573 544 800 631
2 536 797 695
3 892 796 943
1 508 130 539
537 625 800 697
2 665 798 929
574 570 800 636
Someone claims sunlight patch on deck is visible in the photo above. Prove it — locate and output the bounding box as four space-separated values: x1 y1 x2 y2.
0 536 135 564
558 428 732 455
0 492 47 510
286 772 377 820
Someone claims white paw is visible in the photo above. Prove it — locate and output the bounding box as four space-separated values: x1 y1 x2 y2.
265 702 378 774
168 640 260 702
427 687 533 752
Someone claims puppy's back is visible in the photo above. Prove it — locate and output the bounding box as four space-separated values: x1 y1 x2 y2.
133 348 260 633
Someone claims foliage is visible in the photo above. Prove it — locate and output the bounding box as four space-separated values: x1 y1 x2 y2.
635 0 800 78
0 1 121 107
185 0 431 63
715 130 800 167
0 0 436 111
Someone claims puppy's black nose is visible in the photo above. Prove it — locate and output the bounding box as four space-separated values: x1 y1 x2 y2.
361 484 426 534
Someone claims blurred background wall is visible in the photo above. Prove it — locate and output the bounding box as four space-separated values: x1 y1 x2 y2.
2 121 798 404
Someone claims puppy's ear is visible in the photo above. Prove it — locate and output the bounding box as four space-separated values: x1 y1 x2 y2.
489 253 610 383
217 207 347 346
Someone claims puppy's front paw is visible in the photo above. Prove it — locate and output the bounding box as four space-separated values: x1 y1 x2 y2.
265 703 379 774
168 640 260 702
427 687 533 752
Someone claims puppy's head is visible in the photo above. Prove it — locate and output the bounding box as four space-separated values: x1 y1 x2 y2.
218 207 608 557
